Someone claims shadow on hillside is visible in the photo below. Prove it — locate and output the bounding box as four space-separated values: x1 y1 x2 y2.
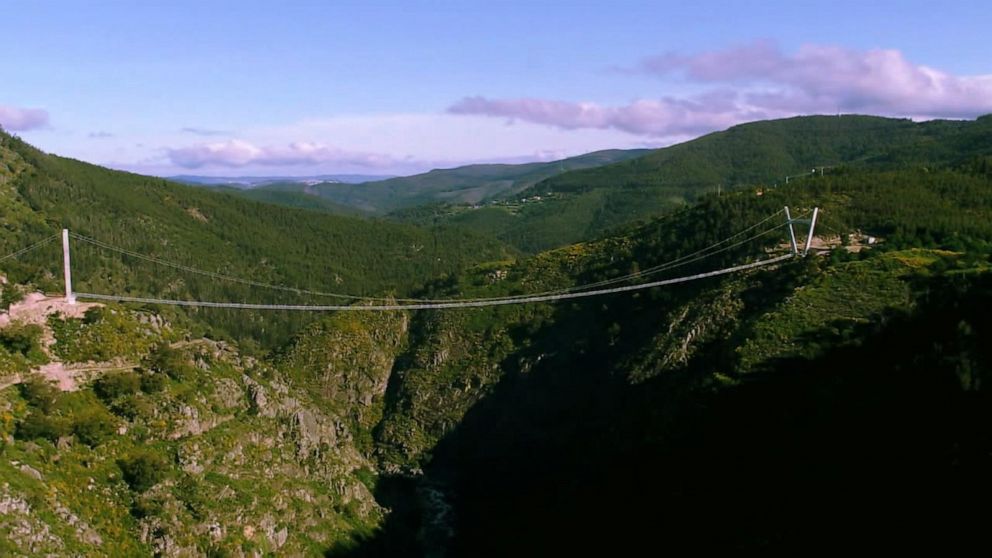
333 273 992 557
324 473 425 557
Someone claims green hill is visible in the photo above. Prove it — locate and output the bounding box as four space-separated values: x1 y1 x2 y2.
205 183 369 216
3 117 992 555
538 114 992 193
225 149 650 214
0 130 512 347
399 114 992 253
338 159 992 554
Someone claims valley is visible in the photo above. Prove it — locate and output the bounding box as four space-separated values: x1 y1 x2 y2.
2 114 992 555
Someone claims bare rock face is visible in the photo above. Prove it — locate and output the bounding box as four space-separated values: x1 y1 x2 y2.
18 463 42 480
53 500 103 547
0 487 67 554
214 377 244 410
245 376 275 417
136 312 168 333
290 408 338 460
178 443 205 475
280 312 409 434
260 514 289 550
376 311 509 469
1 302 386 555
625 282 746 383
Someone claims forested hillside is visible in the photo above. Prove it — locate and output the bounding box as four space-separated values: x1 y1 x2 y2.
212 148 650 214
203 184 369 215
537 114 992 193
395 114 992 253
337 159 992 554
0 130 512 347
2 117 992 556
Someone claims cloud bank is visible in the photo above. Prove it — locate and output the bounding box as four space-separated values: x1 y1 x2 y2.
181 127 232 137
449 93 770 138
450 41 992 137
152 113 648 175
0 105 50 131
167 139 396 169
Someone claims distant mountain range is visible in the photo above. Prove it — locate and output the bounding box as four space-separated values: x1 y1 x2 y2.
168 174 396 188
4 115 992 554
183 149 652 214
169 115 992 254
398 113 992 252
0 130 511 345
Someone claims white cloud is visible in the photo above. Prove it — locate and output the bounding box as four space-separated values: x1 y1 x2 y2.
449 42 992 137
150 113 650 175
167 139 396 169
0 105 50 131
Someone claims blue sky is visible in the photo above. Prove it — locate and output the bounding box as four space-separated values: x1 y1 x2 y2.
3 0 991 176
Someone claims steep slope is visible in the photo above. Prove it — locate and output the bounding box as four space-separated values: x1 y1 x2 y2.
328 162 992 555
369 167 992 470
435 271 992 555
0 301 395 555
0 131 512 347
3 161 991 555
206 184 369 216
4 117 992 556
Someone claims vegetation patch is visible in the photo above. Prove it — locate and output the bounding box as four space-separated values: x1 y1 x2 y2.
48 306 159 363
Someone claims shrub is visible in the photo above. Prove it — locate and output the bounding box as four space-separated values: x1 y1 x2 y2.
112 393 155 420
83 306 111 325
0 322 46 364
18 375 60 412
0 284 26 310
72 407 117 446
93 370 141 402
174 476 210 520
146 344 196 381
130 496 163 519
16 412 70 442
49 307 154 363
206 545 235 558
118 449 169 492
139 370 168 393
0 349 30 375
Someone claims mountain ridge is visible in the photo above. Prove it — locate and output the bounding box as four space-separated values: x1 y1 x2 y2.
392 114 992 253
203 148 651 214
169 173 395 187
3 116 992 555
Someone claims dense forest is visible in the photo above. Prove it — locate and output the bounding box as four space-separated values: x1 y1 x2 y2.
330 117 992 554
0 130 512 347
2 115 992 555
211 148 650 215
389 115 992 253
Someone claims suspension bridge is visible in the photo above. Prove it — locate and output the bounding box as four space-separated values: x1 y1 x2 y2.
0 207 819 312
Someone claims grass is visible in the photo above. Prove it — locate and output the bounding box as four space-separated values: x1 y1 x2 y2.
735 249 974 371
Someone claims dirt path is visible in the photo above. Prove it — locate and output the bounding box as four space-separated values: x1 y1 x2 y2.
36 362 138 391
2 362 137 392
